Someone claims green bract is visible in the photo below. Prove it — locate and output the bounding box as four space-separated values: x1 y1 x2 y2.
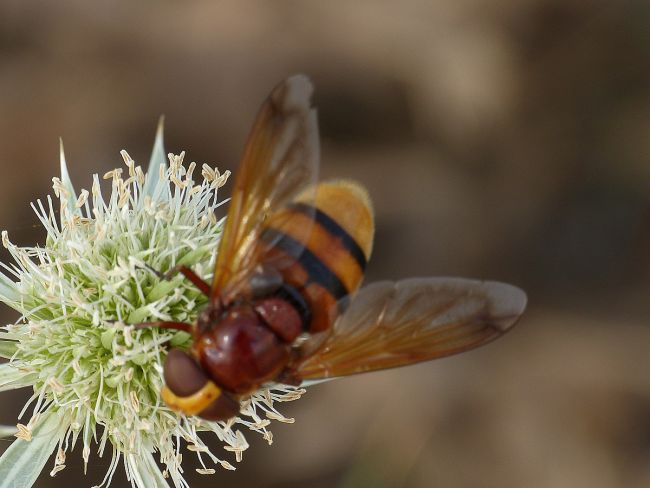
0 122 304 487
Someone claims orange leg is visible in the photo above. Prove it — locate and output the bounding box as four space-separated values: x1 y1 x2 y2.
145 264 211 296
135 321 194 333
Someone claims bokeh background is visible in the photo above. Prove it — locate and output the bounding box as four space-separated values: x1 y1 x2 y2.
0 1 648 487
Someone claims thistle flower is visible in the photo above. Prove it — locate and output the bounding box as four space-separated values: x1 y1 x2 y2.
0 122 305 487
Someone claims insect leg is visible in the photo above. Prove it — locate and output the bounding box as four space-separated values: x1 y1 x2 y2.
275 367 303 386
135 321 194 333
144 264 211 296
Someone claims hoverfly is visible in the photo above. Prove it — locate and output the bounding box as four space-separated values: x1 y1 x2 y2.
138 75 527 421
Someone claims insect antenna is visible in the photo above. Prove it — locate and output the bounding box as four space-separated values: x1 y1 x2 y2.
134 321 194 333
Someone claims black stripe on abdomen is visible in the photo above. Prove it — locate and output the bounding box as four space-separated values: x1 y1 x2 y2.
261 228 348 300
288 202 367 271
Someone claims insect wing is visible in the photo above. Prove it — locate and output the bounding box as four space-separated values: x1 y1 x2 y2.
211 75 320 301
295 277 527 379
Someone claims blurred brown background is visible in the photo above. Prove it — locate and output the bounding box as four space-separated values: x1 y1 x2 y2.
0 1 648 487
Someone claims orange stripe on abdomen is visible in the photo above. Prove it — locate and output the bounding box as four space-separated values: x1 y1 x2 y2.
261 229 341 333
263 180 375 333
268 206 365 295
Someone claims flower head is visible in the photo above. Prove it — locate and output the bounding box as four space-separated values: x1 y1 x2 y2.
0 122 305 487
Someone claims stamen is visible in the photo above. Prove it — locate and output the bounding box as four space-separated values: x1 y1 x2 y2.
0 144 303 487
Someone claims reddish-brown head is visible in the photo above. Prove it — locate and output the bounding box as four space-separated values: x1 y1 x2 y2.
194 304 291 394
161 348 240 421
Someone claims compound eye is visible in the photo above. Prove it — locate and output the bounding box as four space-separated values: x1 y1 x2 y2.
164 348 209 396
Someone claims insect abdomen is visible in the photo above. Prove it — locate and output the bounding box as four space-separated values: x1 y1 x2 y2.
264 180 375 333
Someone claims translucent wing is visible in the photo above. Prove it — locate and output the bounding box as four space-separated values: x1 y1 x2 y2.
295 277 527 379
211 75 319 301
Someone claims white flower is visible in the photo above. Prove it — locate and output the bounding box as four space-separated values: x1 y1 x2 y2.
0 121 305 487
